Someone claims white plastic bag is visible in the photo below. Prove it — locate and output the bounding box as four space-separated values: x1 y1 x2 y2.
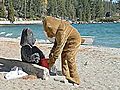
5 66 28 80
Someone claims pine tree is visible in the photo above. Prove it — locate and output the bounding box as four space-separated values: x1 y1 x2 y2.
90 0 96 20
118 0 120 16
47 0 58 16
85 0 91 21
57 0 66 19
65 0 76 20
76 0 83 21
8 0 15 22
95 0 104 18
0 0 6 18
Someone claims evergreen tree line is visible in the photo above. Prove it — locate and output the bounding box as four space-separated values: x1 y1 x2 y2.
0 0 120 22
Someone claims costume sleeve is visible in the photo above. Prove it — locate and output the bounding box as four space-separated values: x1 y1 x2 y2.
50 40 57 53
52 23 67 59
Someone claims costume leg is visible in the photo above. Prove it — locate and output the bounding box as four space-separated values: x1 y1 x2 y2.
61 50 80 85
61 53 70 79
67 55 80 84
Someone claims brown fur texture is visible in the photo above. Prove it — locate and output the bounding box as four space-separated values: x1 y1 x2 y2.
43 16 83 84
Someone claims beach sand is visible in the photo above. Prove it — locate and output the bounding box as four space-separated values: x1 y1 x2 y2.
0 38 120 90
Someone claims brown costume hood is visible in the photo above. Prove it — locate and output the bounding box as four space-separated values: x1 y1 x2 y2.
43 16 70 38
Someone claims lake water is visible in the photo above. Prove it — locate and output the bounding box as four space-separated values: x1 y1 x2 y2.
0 23 120 48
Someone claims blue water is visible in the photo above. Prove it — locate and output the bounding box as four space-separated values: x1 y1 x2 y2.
73 23 120 48
0 23 120 48
0 24 46 40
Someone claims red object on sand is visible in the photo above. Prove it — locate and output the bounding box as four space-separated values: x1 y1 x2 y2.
39 58 49 69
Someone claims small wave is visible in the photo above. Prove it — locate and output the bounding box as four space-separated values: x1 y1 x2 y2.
38 39 52 44
17 36 21 40
5 33 13 37
0 32 6 35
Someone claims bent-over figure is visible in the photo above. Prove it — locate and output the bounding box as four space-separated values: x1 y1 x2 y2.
43 16 84 85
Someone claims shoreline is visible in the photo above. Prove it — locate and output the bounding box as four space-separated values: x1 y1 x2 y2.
0 37 119 49
0 20 43 25
0 20 120 25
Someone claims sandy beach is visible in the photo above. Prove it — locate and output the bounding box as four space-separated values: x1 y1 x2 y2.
0 37 120 90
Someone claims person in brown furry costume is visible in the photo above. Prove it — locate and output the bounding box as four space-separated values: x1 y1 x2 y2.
43 16 85 85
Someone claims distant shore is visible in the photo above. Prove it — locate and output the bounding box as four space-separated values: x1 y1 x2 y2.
0 20 43 25
72 20 120 24
0 20 120 25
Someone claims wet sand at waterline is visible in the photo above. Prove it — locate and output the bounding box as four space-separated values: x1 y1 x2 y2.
0 38 120 90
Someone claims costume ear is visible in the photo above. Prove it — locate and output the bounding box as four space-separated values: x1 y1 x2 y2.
26 28 36 46
20 29 27 46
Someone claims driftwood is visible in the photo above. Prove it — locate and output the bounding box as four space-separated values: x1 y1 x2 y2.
0 58 49 80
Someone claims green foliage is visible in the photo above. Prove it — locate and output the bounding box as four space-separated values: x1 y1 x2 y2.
0 1 6 18
117 0 120 13
8 0 15 22
56 0 66 18
47 0 59 16
95 0 104 18
65 0 76 20
2 0 120 22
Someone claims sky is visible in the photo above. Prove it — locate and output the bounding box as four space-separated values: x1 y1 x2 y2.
105 0 118 2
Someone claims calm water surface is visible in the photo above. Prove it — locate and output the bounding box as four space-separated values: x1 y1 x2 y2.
0 23 120 48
